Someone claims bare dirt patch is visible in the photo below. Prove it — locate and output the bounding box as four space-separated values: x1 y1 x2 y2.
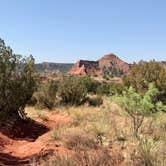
0 111 71 165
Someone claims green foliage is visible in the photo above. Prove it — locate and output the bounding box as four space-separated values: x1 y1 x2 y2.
115 83 166 137
35 62 73 73
58 76 87 105
34 81 58 109
123 60 166 102
102 66 123 79
97 84 110 96
79 76 100 94
0 39 36 120
97 82 124 96
109 83 124 96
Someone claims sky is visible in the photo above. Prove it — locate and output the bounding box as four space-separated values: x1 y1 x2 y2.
0 0 166 63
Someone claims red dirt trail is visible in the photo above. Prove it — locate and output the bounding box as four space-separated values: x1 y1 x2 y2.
0 112 71 166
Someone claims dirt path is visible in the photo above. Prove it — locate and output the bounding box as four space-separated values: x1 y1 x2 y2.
0 112 71 166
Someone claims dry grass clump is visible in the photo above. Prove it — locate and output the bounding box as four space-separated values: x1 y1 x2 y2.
87 95 103 106
52 126 67 141
63 128 97 151
137 137 159 166
85 120 111 146
39 148 122 166
129 136 166 166
37 112 48 121
64 104 112 147
51 105 112 150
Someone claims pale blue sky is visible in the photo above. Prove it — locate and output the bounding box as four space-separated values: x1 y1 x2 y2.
0 0 165 63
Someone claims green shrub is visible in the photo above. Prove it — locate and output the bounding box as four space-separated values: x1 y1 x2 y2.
115 83 166 138
34 80 58 109
0 39 37 121
96 84 110 96
27 95 37 106
102 66 123 79
123 60 166 103
80 76 101 94
109 83 124 96
58 76 87 105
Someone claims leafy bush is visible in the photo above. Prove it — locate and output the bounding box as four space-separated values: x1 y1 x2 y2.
58 76 87 105
0 39 36 121
26 95 37 106
80 76 101 94
96 82 124 96
34 81 58 109
123 60 166 103
109 82 124 96
102 66 123 78
115 83 166 138
96 84 110 96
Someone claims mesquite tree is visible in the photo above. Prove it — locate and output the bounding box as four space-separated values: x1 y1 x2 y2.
0 39 36 121
123 61 166 103
115 83 166 138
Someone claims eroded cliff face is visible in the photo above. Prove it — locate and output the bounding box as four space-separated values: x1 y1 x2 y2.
69 53 130 76
69 60 101 76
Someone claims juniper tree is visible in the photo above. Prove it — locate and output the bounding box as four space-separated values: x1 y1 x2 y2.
0 39 36 121
58 76 87 105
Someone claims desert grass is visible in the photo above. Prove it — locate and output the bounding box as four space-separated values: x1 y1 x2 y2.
26 97 166 165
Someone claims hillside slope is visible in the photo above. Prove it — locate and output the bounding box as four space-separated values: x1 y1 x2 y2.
35 62 73 73
98 53 130 73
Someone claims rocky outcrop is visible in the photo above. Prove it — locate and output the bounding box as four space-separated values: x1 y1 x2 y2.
69 60 101 76
69 53 130 76
97 53 130 73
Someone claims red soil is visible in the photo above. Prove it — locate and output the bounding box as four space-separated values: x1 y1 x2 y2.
0 112 71 166
0 110 125 165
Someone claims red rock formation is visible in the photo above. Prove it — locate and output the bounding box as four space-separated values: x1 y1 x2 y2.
97 53 130 73
69 60 101 76
69 53 130 76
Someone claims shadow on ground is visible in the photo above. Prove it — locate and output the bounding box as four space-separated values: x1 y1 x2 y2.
0 149 54 166
0 119 49 141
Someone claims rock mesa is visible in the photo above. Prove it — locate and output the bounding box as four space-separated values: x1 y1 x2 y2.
69 53 130 75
